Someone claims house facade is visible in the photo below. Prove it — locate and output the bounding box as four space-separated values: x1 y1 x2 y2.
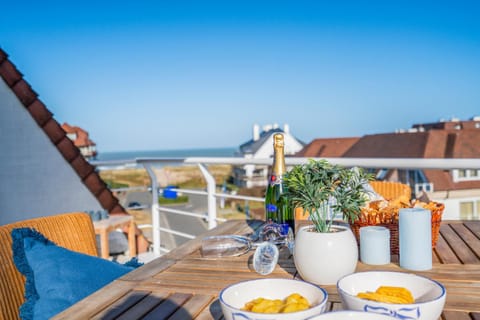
62 122 98 160
234 123 304 188
298 117 480 220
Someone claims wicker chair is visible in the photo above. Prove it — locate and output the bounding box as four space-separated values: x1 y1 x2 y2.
0 212 98 320
369 181 412 201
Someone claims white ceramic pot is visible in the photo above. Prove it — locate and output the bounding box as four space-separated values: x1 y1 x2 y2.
294 224 358 285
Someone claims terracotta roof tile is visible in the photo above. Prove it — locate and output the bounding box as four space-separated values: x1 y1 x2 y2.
27 100 53 126
0 47 126 215
97 189 118 211
83 172 108 196
451 131 480 158
110 204 126 214
423 170 453 191
70 155 95 179
296 137 359 157
57 137 81 162
423 131 449 157
43 119 66 144
0 59 22 86
0 50 7 63
12 79 37 106
344 132 430 158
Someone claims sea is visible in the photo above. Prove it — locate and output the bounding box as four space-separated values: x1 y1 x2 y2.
95 147 238 162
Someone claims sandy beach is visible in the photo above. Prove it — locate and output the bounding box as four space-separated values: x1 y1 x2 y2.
99 164 233 189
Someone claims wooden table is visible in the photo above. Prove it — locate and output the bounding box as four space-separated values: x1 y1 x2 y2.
54 220 480 319
94 215 137 259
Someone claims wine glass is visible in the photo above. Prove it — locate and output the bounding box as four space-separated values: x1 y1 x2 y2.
200 222 294 275
200 234 253 258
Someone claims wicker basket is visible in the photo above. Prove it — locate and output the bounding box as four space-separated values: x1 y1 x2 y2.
350 202 444 255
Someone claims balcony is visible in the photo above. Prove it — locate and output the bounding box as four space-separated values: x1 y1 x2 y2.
91 157 480 259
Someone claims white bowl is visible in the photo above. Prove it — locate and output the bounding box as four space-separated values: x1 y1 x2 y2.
307 310 396 319
219 278 328 320
337 271 446 320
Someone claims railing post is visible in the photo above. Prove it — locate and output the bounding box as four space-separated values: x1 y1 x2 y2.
143 163 161 256
198 163 217 229
151 203 161 256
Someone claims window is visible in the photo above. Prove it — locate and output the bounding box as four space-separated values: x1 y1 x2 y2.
375 169 388 180
459 200 480 220
460 202 474 220
415 183 433 194
452 169 480 182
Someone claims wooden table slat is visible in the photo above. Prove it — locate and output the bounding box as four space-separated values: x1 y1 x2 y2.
464 221 480 238
116 291 169 320
471 312 480 320
91 290 150 320
328 301 342 312
194 299 224 320
442 310 472 320
167 294 216 320
53 281 138 320
434 232 461 264
142 292 193 320
439 223 477 264
449 223 480 262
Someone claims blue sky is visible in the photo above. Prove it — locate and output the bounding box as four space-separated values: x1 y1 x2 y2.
1 1 479 152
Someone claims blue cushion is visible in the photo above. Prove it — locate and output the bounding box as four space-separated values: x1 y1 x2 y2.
11 228 142 320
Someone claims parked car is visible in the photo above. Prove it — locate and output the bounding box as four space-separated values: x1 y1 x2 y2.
127 201 143 210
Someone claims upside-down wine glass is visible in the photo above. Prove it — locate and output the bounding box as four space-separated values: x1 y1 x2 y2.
200 222 294 275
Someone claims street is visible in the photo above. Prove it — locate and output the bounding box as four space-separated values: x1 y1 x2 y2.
122 190 209 251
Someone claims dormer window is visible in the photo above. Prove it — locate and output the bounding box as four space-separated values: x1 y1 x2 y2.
453 169 480 182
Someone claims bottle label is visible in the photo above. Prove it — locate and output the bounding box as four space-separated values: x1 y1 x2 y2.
278 223 290 236
269 174 282 186
266 204 277 212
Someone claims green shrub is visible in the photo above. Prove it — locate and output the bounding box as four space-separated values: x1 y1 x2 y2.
104 180 129 189
158 195 189 205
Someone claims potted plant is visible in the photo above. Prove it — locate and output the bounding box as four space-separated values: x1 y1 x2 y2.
284 159 373 285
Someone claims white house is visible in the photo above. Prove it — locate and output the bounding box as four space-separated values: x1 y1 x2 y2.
233 123 304 188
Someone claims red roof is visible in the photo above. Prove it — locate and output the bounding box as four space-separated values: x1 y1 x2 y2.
297 137 360 157
62 123 96 148
296 122 480 192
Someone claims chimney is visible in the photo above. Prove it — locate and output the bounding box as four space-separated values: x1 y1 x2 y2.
283 123 290 134
253 124 260 141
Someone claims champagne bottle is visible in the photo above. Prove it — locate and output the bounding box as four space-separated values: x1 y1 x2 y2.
265 133 294 235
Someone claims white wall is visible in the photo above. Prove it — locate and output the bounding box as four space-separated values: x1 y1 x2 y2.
0 78 103 225
253 132 303 159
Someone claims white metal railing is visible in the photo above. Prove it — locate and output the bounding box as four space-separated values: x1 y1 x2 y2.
91 157 480 257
